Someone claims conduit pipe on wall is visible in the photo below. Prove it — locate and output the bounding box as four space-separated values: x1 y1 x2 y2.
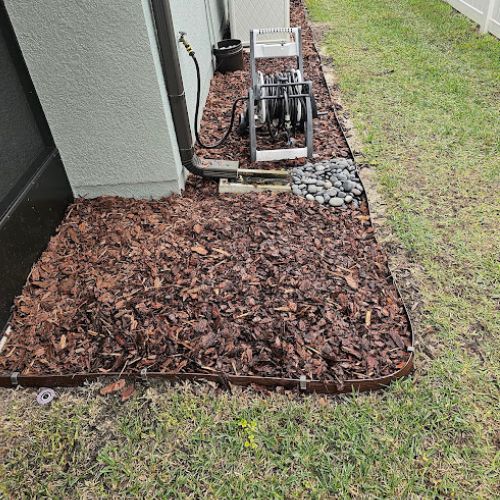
150 0 237 178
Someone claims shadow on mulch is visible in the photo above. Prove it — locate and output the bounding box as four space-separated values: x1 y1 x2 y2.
0 0 412 386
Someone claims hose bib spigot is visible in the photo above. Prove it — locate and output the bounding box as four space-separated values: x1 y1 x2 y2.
179 31 195 57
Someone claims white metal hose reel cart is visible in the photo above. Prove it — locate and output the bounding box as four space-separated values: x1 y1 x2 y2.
240 27 318 162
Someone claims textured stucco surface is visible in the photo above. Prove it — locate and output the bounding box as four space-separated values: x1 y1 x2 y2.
4 0 184 198
4 0 227 198
171 0 228 131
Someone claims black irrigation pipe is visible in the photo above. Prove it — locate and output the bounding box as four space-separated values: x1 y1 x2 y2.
0 10 414 394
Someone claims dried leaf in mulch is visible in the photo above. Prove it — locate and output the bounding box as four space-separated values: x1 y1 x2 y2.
344 275 358 290
100 379 126 396
120 384 136 402
191 245 209 256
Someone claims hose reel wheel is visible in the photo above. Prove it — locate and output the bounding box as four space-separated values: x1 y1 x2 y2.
254 68 309 133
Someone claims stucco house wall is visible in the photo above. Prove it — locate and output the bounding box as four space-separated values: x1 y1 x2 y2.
4 0 228 198
171 0 227 132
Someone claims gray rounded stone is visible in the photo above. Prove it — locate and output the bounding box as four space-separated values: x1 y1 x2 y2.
315 195 325 205
292 186 301 195
334 181 342 188
345 195 353 203
305 194 315 201
329 197 344 207
336 191 347 198
343 181 353 192
323 194 331 203
352 188 362 196
308 185 319 194
323 180 333 189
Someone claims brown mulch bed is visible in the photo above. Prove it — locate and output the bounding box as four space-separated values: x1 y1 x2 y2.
0 0 412 382
0 186 411 380
197 0 350 168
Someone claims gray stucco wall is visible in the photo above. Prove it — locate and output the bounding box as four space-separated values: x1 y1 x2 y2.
171 0 228 132
4 0 226 199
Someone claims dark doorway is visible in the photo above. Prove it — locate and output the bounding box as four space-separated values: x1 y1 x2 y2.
0 3 73 332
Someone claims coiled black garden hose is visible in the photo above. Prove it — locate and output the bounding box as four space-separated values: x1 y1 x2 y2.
263 70 307 139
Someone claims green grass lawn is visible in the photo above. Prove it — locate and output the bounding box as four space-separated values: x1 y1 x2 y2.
1 0 499 497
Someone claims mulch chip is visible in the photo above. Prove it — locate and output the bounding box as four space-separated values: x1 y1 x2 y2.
0 193 411 381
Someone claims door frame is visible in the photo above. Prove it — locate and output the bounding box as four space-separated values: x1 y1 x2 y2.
0 1 73 333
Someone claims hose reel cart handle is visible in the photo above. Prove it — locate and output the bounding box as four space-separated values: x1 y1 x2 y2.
255 27 296 34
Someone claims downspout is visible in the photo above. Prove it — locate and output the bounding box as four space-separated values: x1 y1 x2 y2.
150 0 237 178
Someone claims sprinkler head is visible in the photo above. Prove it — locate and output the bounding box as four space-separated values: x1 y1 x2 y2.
36 387 56 405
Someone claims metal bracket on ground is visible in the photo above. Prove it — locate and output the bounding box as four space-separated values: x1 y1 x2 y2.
10 371 19 387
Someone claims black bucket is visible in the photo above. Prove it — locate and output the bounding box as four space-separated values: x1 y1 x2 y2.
213 39 243 73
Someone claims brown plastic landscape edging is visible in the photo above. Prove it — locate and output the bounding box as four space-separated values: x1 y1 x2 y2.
0 353 414 392
0 6 415 393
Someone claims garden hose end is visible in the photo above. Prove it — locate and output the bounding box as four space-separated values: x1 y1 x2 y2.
179 31 195 57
